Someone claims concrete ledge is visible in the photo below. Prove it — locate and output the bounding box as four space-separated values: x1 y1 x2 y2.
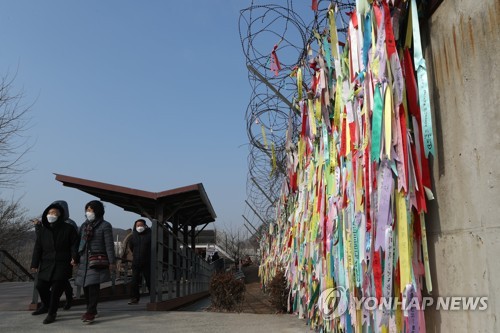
146 291 210 311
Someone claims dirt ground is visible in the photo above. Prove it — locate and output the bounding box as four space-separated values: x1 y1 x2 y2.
238 265 276 314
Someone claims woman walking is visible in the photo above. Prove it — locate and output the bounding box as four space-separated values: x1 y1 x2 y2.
74 200 116 324
127 219 151 305
30 202 78 324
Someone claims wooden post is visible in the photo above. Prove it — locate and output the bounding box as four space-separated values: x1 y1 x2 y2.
173 217 179 298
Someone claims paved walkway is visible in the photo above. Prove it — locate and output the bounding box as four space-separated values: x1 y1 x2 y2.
0 268 310 333
0 299 309 333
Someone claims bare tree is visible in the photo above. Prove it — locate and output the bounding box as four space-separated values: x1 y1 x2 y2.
216 226 244 264
0 197 31 250
0 197 34 272
0 73 34 273
0 73 32 188
216 225 261 266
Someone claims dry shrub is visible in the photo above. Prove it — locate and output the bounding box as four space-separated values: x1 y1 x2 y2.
209 271 246 312
268 269 289 312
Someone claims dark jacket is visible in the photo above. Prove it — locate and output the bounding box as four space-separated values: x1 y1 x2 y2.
74 218 116 287
30 203 79 282
129 221 151 267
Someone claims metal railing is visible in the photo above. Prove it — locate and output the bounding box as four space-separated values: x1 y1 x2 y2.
0 249 33 282
150 220 213 304
29 222 214 307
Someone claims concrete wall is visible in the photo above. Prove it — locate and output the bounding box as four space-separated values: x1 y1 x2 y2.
423 0 499 331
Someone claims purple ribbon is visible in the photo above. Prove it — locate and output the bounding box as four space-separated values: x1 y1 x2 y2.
375 161 394 250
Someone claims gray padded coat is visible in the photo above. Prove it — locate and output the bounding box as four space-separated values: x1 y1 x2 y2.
74 219 116 287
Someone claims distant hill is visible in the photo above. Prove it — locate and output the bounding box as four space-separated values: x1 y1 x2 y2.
113 228 130 242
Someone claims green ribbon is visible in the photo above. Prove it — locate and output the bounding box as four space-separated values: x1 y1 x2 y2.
411 0 435 157
371 83 383 161
323 36 332 70
308 282 320 311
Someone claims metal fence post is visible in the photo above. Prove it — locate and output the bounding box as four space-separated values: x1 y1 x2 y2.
150 217 158 304
157 220 164 302
31 272 39 307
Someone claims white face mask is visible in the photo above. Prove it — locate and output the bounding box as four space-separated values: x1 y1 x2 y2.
47 214 58 223
86 212 95 222
136 226 145 233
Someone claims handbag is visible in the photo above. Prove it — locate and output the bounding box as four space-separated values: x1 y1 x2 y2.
88 252 109 269
86 229 110 269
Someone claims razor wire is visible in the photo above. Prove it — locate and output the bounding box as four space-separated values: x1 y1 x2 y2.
239 0 355 223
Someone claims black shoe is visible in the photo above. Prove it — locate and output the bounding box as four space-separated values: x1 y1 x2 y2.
128 298 139 305
32 307 48 315
63 299 72 310
43 314 56 324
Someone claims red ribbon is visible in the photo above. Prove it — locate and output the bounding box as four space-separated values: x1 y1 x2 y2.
364 146 372 232
311 0 318 11
290 172 298 193
340 107 347 156
373 250 383 302
323 191 327 258
413 211 422 241
410 136 427 213
399 104 409 191
404 48 431 211
349 121 357 152
373 3 383 28
311 74 319 95
382 1 397 57
271 44 281 76
350 11 358 29
394 259 401 293
301 102 308 137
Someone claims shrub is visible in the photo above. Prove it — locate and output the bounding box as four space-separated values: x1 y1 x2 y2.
209 271 246 312
268 269 289 312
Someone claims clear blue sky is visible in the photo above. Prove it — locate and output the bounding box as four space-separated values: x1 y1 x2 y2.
0 1 255 233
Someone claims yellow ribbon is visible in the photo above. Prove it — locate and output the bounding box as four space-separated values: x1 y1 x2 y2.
315 97 322 121
384 84 393 159
420 212 433 293
396 191 411 292
328 8 339 60
261 125 268 149
405 0 413 49
297 67 303 100
334 80 342 128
